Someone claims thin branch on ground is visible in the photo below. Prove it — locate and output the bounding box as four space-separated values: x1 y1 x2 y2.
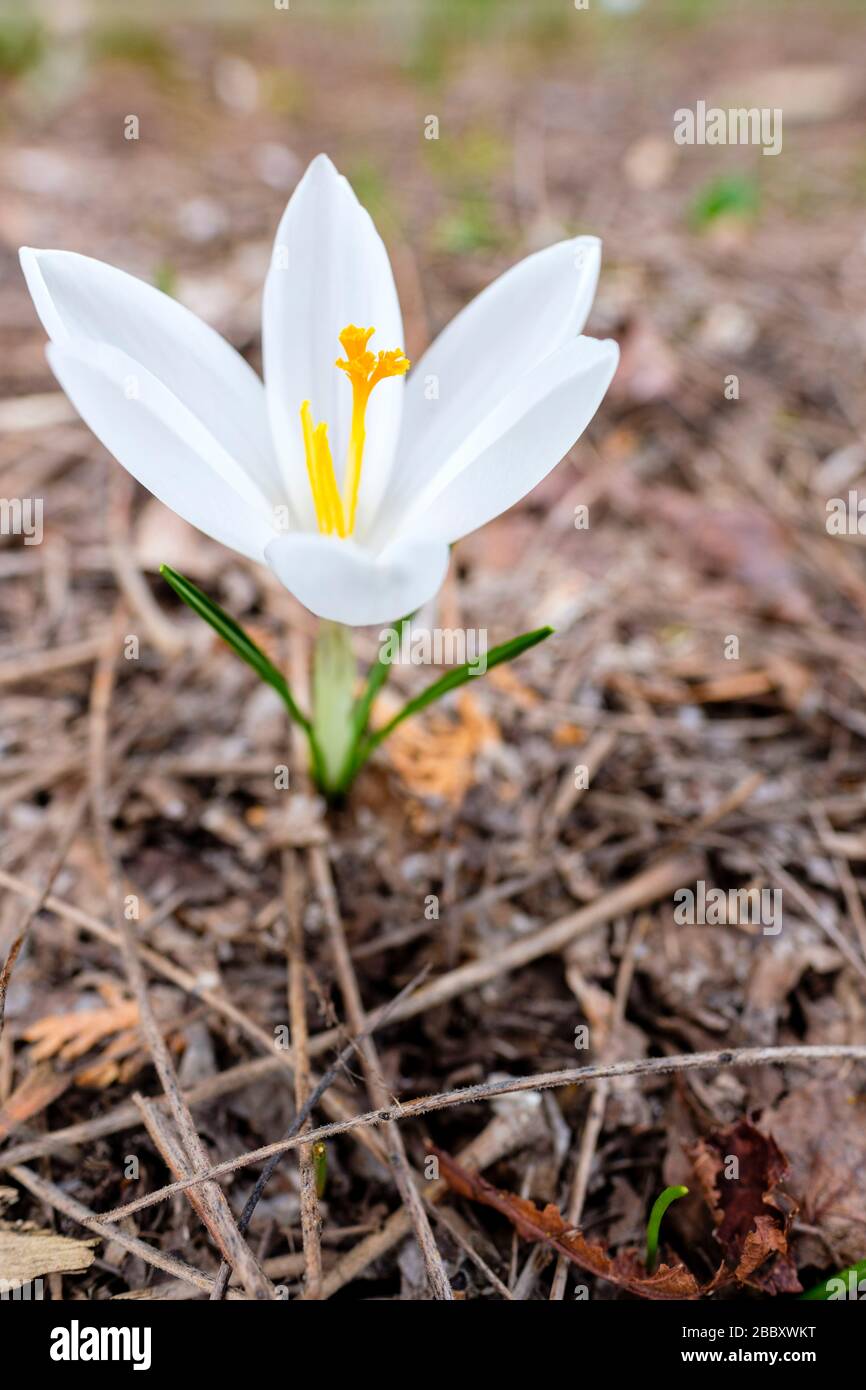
87 623 274 1301
309 844 453 1301
0 786 89 1042
207 967 431 1301
549 915 645 1300
7 1162 247 1299
272 849 323 1299
316 1098 543 1299
95 1044 866 1226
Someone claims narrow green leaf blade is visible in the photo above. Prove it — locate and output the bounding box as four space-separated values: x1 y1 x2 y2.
350 625 553 776
159 563 311 732
350 614 412 745
800 1257 866 1301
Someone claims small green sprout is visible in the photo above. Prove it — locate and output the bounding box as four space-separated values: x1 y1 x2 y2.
645 1185 689 1272
800 1256 866 1301
690 174 760 230
313 1141 327 1199
152 262 177 299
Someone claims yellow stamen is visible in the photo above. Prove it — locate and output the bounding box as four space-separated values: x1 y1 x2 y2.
300 400 325 527
336 324 409 534
298 326 409 539
299 399 346 537
314 421 346 538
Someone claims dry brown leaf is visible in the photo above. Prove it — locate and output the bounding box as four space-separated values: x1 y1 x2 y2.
383 692 499 804
487 663 542 710
760 1079 866 1269
688 671 775 704
688 1118 800 1294
431 1145 715 1299
74 1027 149 1088
0 1220 98 1290
23 1000 139 1063
0 1062 70 1142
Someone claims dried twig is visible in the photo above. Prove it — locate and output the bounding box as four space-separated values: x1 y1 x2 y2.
0 866 387 1171
133 1093 275 1290
316 1099 543 1299
0 786 89 1042
207 969 431 1301
96 1044 866 1226
302 848 705 1058
309 845 453 1300
0 636 103 688
7 1162 246 1298
106 466 185 657
0 845 702 1081
549 917 645 1299
87 624 273 1300
282 849 323 1299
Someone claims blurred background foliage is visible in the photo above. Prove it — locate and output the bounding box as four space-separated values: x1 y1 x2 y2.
0 0 862 378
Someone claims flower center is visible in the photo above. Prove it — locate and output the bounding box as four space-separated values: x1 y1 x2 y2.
299 324 409 538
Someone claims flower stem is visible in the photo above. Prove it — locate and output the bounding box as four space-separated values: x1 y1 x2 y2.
312 621 357 797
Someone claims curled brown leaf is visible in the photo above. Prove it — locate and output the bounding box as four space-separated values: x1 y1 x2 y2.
431 1144 721 1300
688 1118 800 1294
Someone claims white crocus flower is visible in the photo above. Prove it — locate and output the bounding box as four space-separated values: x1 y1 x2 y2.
20 153 618 628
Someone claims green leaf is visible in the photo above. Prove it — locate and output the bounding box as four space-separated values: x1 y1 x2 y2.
159 564 311 734
645 1185 689 1273
349 614 412 747
690 174 759 230
800 1257 866 1301
345 624 553 783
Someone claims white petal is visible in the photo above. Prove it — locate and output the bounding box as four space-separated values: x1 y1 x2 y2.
19 247 283 506
264 531 449 627
395 236 602 513
47 340 276 563
385 336 619 546
262 154 404 535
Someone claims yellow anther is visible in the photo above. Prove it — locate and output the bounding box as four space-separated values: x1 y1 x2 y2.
314 421 346 538
300 400 346 538
300 400 324 526
299 326 409 539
